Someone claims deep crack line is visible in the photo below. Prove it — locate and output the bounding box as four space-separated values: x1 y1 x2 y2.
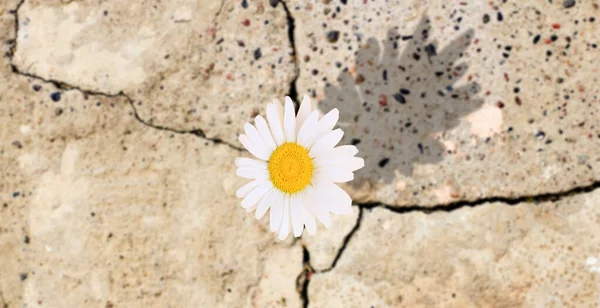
126 99 244 151
357 180 600 215
317 207 363 274
295 245 312 308
6 0 25 60
12 64 244 151
308 182 600 277
11 65 244 151
8 0 600 214
279 0 300 104
7 0 242 151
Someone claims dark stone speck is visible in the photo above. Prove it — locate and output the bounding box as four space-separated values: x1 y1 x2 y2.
483 14 490 24
327 31 340 43
241 0 248 8
425 44 437 57
497 11 504 22
533 34 541 44
20 273 27 281
253 48 262 60
563 0 576 9
393 93 406 104
50 92 61 102
378 158 390 168
535 131 546 139
32 84 41 91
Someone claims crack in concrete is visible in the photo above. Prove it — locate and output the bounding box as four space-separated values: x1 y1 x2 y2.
7 0 243 152
317 207 363 274
6 0 25 59
12 62 244 150
9 2 600 306
294 246 312 308
357 180 600 214
279 0 300 104
299 182 600 303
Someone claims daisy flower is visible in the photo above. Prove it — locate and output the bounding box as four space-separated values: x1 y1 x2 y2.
235 95 364 240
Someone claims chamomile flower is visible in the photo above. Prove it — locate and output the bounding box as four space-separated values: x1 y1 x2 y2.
235 95 364 240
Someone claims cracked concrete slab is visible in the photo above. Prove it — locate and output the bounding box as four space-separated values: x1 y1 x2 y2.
11 0 296 145
0 67 301 306
302 206 360 272
289 0 600 207
3 0 600 307
308 189 600 307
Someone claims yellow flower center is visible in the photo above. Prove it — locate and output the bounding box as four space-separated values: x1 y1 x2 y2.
268 142 314 194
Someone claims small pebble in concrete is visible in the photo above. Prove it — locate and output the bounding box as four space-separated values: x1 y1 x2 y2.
563 0 576 9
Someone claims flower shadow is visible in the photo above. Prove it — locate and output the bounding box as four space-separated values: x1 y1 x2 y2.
320 16 483 184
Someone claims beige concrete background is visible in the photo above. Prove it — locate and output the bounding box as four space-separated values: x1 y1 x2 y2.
1 0 599 307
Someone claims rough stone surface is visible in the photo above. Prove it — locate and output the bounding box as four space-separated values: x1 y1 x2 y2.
0 72 300 307
302 207 360 271
290 0 600 206
12 0 296 145
3 0 600 307
308 190 600 307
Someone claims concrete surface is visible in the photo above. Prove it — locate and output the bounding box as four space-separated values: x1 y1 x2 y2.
1 0 599 307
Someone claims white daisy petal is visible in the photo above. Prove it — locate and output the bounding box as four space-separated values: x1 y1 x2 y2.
316 108 339 136
297 110 320 148
255 188 275 219
237 167 269 180
267 100 286 145
239 134 270 161
309 129 344 158
245 123 272 160
312 145 359 167
313 166 354 183
245 122 268 153
304 186 332 228
344 157 365 172
246 202 258 213
278 194 292 240
236 179 263 198
235 157 268 170
315 155 364 173
318 183 353 215
241 181 273 209
299 195 317 235
296 94 312 133
235 96 364 239
269 190 285 232
290 194 304 237
283 96 296 142
255 115 277 151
